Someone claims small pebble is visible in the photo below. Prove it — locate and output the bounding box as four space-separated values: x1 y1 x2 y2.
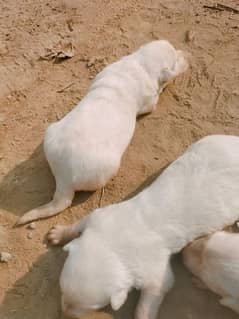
87 57 96 68
27 232 33 239
185 30 195 42
27 222 36 230
0 251 12 263
0 113 6 124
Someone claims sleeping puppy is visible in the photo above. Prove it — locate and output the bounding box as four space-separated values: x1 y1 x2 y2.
17 40 188 225
183 231 239 314
48 135 239 319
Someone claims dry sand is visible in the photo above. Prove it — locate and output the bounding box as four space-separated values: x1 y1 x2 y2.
0 0 239 318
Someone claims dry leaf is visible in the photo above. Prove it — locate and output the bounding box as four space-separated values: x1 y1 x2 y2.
40 42 75 63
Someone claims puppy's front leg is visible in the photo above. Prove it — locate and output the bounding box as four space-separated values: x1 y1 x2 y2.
135 257 174 319
48 215 89 245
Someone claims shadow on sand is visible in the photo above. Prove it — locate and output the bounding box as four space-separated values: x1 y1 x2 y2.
1 252 235 319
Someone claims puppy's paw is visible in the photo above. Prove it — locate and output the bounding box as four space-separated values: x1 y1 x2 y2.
47 225 70 246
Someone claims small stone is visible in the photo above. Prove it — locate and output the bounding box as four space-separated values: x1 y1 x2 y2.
236 221 239 229
86 57 96 68
27 232 33 239
0 251 12 263
0 113 6 123
27 222 36 230
185 30 195 42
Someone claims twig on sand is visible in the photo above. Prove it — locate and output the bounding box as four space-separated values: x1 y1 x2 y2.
203 3 239 14
57 82 74 93
99 187 105 207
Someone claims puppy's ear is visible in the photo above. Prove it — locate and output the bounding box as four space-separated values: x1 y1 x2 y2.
110 289 128 311
158 68 174 87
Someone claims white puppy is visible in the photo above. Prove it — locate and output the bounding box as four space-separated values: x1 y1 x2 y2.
48 135 239 319
17 40 188 225
183 231 239 314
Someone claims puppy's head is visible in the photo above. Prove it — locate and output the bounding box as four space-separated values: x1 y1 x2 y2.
158 49 189 88
60 230 132 318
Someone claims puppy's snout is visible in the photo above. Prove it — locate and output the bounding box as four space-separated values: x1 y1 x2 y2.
177 50 189 71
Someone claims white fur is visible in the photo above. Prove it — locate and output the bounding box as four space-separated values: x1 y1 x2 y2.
183 231 239 314
17 40 188 225
54 135 239 319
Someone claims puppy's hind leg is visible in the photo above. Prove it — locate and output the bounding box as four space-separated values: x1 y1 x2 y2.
48 215 89 246
16 182 74 226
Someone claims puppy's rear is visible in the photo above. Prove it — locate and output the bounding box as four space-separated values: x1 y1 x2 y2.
183 231 239 314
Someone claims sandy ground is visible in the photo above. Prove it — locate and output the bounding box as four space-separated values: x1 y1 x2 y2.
0 0 239 318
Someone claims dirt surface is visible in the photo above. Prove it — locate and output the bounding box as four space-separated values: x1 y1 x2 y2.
0 0 239 318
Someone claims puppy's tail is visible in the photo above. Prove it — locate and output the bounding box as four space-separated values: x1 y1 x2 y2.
16 185 74 226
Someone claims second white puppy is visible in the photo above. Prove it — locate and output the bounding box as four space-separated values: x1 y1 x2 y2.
17 40 188 225
48 135 239 319
183 231 239 314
